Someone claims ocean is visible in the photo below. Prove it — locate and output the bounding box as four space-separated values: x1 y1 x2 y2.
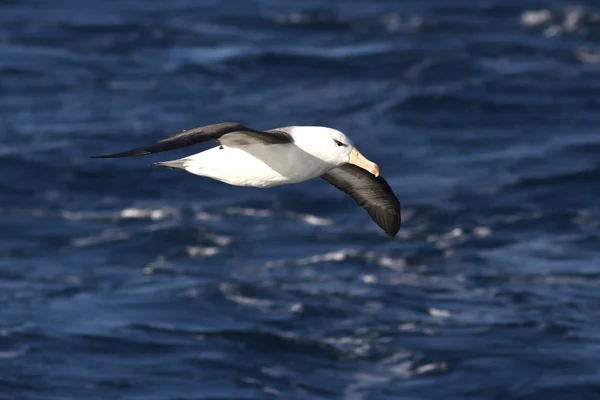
1 0 600 399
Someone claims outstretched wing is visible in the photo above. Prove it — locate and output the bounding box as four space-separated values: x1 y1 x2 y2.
321 164 401 237
91 122 293 158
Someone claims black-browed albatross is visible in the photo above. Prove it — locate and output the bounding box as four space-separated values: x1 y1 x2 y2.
92 122 401 236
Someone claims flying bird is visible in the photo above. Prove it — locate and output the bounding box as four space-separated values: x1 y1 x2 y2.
91 122 401 236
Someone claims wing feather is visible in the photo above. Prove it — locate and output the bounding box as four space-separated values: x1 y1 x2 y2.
91 122 293 158
321 164 401 237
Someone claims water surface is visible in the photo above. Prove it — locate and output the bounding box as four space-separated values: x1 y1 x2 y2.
1 0 600 399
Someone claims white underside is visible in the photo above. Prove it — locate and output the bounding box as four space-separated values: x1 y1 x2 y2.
163 143 336 188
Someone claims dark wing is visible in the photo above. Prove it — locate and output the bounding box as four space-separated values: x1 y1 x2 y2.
91 122 293 158
321 164 401 237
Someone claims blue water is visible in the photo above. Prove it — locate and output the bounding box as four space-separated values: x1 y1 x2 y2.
2 0 600 399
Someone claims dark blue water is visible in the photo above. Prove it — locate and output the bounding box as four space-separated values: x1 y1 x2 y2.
2 0 600 398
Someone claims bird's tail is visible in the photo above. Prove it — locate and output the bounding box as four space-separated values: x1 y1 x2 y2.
151 159 187 170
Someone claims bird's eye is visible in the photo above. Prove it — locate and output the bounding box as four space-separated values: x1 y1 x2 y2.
334 139 346 147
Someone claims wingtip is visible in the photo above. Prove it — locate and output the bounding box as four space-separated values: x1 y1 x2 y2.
90 150 151 159
382 209 402 237
385 224 401 237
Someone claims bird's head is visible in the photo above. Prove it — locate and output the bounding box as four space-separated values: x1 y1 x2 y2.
290 126 380 177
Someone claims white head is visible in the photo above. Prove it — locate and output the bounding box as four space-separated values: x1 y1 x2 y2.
286 126 380 176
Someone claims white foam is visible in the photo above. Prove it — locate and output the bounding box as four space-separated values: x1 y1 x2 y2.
120 207 178 221
296 249 358 265
521 10 553 27
474 226 492 237
195 211 217 221
564 6 586 32
377 256 406 270
61 206 179 222
289 303 304 313
225 207 333 227
576 47 600 64
0 348 26 359
206 233 233 246
186 246 220 257
71 229 130 247
544 25 562 37
361 274 377 284
226 207 272 217
283 211 333 226
416 361 448 375
219 282 273 311
428 308 451 318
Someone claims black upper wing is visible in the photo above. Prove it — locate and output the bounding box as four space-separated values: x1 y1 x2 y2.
321 164 401 237
91 122 293 158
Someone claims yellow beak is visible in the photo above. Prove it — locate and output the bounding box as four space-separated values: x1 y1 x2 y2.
349 147 380 177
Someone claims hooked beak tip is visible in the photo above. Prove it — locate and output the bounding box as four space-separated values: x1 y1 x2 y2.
372 163 380 177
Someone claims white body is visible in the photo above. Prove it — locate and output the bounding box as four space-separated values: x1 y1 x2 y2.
180 145 334 187
159 126 355 188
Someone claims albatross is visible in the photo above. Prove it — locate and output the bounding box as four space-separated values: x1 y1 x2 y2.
91 122 401 236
